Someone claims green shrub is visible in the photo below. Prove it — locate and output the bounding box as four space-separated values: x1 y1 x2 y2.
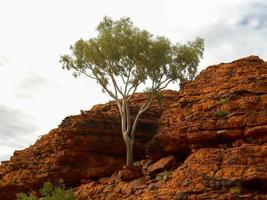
213 110 228 117
39 182 54 197
16 181 76 200
217 98 229 105
229 186 242 195
16 193 37 200
156 170 172 181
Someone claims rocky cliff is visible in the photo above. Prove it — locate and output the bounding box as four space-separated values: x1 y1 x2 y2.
0 56 266 200
0 90 176 199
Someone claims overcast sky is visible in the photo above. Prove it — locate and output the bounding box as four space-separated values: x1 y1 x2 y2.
0 0 267 161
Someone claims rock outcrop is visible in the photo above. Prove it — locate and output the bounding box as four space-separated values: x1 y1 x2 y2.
76 56 267 200
0 56 266 200
76 144 267 200
148 55 267 159
0 91 177 199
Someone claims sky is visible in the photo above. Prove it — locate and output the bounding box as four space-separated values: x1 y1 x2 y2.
0 0 267 161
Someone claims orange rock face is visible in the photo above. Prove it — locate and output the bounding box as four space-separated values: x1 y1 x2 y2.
76 144 267 200
0 56 267 200
148 55 267 158
75 56 267 200
0 91 177 199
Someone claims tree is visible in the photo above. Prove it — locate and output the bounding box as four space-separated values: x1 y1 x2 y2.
60 17 204 167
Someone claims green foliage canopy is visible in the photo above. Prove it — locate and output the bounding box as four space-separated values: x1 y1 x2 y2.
60 16 204 99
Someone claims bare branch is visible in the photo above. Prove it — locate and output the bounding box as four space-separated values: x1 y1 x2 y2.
158 78 173 91
89 66 117 100
121 73 127 84
116 100 123 118
126 78 145 100
123 66 133 97
72 64 97 80
125 99 131 134
102 61 124 97
126 84 138 101
130 92 154 140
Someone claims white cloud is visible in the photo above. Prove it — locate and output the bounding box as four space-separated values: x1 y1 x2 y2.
0 0 266 161
197 1 267 67
0 105 37 152
0 55 9 67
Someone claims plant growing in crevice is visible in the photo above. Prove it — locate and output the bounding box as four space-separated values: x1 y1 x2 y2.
217 98 229 105
229 186 242 195
156 170 172 181
255 94 261 102
213 110 228 117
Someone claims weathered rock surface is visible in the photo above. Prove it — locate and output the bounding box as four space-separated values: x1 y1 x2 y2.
0 56 267 199
76 56 267 200
147 155 178 177
0 91 177 199
148 55 267 158
76 144 267 200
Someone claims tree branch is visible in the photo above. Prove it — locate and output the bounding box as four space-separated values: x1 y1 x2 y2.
89 66 117 100
123 66 133 97
158 78 173 90
130 92 154 141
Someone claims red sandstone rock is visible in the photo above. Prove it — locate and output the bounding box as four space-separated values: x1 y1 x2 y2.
1 56 267 200
75 56 267 200
148 55 267 158
118 165 143 182
76 144 267 200
147 155 177 176
0 91 177 199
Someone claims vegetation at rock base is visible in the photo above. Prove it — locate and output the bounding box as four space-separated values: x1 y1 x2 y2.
217 98 230 105
156 170 172 181
16 181 76 200
213 110 228 117
229 186 242 195
60 16 204 166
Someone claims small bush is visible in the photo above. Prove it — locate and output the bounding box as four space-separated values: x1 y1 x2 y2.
217 98 229 105
213 110 228 117
39 182 54 197
16 180 76 200
16 193 37 200
255 95 261 102
229 186 242 195
156 170 172 181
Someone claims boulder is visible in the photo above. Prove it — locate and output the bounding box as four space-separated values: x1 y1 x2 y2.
147 155 178 177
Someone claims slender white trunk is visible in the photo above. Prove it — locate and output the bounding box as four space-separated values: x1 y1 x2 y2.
120 98 134 166
119 94 154 167
123 133 134 166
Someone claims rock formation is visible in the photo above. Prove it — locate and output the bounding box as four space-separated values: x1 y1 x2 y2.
0 56 266 199
149 55 267 158
0 90 176 199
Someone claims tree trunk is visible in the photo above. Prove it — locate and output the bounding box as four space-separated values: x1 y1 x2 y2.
123 134 134 166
